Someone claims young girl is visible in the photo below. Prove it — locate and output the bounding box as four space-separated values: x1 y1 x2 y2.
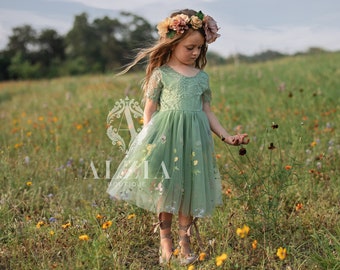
107 9 249 266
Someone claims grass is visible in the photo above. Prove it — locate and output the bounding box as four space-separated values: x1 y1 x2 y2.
0 52 339 269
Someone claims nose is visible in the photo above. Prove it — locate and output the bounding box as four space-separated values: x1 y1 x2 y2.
192 48 200 56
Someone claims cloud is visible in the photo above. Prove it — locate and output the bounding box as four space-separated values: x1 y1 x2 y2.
0 8 71 48
57 0 161 10
213 23 340 56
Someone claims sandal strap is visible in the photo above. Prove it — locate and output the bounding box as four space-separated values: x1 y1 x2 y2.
160 232 172 240
153 214 172 233
179 217 204 250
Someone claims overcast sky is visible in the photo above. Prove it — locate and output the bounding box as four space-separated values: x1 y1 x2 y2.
1 0 340 57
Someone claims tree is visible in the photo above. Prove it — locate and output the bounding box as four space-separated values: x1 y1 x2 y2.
65 13 99 73
6 25 37 55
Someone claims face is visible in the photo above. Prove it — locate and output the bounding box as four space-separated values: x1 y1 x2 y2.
171 31 205 66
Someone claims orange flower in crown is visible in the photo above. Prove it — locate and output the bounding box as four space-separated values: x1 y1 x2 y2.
157 10 220 44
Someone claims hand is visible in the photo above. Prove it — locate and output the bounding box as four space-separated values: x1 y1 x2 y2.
224 134 249 146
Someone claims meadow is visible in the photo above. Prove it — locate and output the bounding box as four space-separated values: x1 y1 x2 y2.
0 52 339 269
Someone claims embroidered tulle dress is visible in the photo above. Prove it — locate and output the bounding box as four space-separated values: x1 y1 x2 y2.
107 65 222 218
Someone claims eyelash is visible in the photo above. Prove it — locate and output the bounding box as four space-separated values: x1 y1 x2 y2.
187 46 202 51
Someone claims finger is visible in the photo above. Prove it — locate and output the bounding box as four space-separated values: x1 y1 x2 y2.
242 135 250 144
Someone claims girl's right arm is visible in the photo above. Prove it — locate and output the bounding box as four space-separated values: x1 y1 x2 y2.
143 99 158 125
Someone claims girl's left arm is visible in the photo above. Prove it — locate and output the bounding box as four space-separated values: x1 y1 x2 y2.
203 102 249 146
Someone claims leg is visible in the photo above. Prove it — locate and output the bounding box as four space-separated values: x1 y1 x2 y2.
178 212 198 265
158 212 173 264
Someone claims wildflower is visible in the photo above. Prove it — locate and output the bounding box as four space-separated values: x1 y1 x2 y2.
199 252 206 261
239 147 247 156
26 181 32 187
215 253 227 266
225 188 232 196
285 165 292 170
102 220 113 229
295 203 303 211
26 131 32 137
127 214 136 220
79 234 90 241
252 240 258 249
236 225 250 238
49 217 57 223
310 141 317 147
50 230 55 236
173 248 180 256
62 222 71 229
188 265 195 270
36 221 45 228
76 124 83 130
14 142 23 149
38 116 44 121
216 153 221 159
96 214 104 219
276 247 287 260
268 142 276 150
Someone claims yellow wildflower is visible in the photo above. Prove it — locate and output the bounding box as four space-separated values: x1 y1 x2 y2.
50 230 55 236
199 252 206 261
14 142 23 149
173 248 180 257
38 116 44 121
127 214 136 220
215 253 227 266
61 222 71 229
26 181 32 187
310 141 317 147
236 225 250 238
79 234 90 241
252 240 258 249
36 221 45 228
102 220 113 229
277 247 287 260
96 214 104 219
188 265 195 270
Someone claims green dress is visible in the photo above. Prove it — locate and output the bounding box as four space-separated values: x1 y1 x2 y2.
107 65 222 217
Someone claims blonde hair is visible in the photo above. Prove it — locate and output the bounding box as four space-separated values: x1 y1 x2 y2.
118 9 208 96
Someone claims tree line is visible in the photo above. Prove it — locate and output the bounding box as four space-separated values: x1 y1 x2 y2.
0 12 156 81
0 11 334 81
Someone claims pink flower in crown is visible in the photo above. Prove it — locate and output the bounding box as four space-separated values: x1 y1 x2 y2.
203 15 220 44
170 14 190 34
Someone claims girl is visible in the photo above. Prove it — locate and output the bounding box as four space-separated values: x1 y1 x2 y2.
107 9 249 266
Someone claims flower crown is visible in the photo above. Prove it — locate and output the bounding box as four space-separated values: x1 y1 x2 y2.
157 10 220 44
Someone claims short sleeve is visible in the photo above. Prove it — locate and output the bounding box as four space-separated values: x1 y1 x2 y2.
145 69 163 103
202 88 212 104
201 72 212 104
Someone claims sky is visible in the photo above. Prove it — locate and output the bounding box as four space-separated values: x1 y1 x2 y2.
1 0 340 57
